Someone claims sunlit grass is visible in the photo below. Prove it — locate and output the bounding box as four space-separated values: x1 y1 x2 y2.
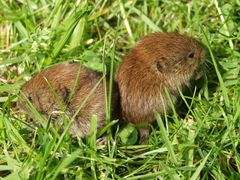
0 0 239 179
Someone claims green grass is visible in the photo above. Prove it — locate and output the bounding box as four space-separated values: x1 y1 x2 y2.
0 0 239 179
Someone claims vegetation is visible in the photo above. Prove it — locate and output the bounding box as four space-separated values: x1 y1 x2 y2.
0 0 239 179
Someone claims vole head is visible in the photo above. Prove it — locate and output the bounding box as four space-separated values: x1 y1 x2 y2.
138 32 205 77
17 64 73 116
17 69 46 115
17 76 51 116
116 32 206 90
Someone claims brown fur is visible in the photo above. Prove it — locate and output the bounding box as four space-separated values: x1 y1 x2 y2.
17 63 119 138
116 32 206 144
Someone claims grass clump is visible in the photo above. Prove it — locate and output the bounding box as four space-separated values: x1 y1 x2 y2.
0 0 239 179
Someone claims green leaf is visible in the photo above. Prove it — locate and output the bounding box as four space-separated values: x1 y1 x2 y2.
119 124 138 145
82 50 104 72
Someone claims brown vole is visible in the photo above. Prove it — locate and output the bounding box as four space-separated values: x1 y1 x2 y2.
116 32 206 144
17 63 119 138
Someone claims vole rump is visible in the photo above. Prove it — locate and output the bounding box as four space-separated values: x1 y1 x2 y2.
18 63 119 138
116 32 206 144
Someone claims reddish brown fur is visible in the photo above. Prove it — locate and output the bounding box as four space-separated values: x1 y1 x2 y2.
18 63 119 138
116 32 205 144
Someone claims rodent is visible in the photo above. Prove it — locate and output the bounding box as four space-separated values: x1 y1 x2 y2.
17 63 119 138
115 32 206 144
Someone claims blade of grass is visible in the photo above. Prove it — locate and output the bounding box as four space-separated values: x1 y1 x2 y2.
125 171 165 180
155 113 179 165
97 119 118 138
159 161 181 179
0 58 23 65
50 4 62 29
190 150 212 180
51 150 81 180
202 29 230 108
124 155 157 178
119 0 134 44
2 114 37 156
130 6 161 32
164 88 178 123
46 0 63 26
14 21 29 39
88 115 97 180
46 7 90 63
213 0 234 50
0 84 22 93
69 18 86 49
36 135 58 180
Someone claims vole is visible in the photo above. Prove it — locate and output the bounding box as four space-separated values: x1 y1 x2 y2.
17 63 119 138
115 32 206 144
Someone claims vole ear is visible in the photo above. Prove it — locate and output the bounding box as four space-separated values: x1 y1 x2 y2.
156 61 163 73
155 57 167 73
60 86 71 103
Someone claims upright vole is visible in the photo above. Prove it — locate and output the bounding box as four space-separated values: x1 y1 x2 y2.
116 32 206 144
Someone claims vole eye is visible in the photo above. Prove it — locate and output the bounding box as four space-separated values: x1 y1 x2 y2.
28 94 33 102
188 52 195 59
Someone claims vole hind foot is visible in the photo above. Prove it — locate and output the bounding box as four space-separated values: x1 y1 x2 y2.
138 127 150 145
